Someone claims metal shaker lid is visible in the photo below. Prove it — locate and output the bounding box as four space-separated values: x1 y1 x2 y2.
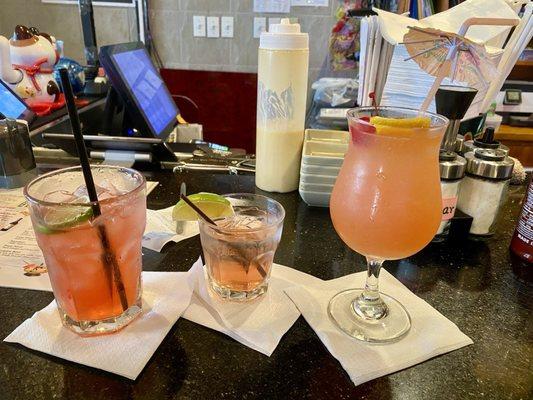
463 127 510 155
465 149 514 180
463 139 510 155
455 134 465 154
439 151 466 180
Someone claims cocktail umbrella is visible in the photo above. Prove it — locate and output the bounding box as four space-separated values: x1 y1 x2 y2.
401 18 518 112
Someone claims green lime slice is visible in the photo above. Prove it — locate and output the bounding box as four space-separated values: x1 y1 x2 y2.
36 206 93 234
172 192 234 221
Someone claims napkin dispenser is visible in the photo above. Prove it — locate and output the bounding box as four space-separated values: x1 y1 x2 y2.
0 118 37 188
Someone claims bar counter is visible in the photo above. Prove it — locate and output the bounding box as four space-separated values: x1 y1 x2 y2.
1 170 531 399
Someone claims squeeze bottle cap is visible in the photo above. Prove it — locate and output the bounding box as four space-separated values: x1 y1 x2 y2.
260 18 309 50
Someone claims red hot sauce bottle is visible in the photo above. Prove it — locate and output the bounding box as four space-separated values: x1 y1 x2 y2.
510 179 533 263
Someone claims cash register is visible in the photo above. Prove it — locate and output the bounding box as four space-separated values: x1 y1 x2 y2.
43 42 182 164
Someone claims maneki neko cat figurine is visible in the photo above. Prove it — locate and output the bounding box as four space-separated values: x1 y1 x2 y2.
0 25 63 115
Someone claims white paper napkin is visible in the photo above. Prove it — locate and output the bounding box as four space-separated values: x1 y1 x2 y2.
285 269 473 386
182 257 315 356
143 206 199 252
4 271 194 380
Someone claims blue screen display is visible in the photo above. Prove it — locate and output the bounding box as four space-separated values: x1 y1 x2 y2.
0 83 27 119
112 49 177 136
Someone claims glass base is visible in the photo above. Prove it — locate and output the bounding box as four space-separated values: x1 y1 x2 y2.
328 288 411 343
208 278 268 301
58 299 142 337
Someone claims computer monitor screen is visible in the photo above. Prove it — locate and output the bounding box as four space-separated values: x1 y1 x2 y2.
100 43 178 139
0 80 34 123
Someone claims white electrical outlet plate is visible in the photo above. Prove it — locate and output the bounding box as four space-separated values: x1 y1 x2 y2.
221 16 234 38
193 16 206 37
268 17 281 30
207 16 220 38
253 17 267 38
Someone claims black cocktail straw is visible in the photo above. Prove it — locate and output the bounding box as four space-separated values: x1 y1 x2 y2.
180 194 216 225
59 69 129 312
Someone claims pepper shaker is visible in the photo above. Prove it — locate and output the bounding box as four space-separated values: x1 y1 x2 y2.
433 85 476 240
457 149 514 236
435 151 467 240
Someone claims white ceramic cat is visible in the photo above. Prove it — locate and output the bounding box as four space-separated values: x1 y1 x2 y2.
0 25 60 106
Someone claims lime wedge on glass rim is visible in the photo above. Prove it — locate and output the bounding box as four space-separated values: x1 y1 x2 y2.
172 192 234 221
36 206 94 234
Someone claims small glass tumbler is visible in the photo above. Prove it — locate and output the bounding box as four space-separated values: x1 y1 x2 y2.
198 193 285 301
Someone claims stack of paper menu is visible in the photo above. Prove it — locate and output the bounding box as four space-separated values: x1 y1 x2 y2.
357 16 395 107
481 2 533 111
357 0 521 117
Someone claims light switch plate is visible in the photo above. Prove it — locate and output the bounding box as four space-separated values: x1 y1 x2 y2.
193 15 206 37
268 17 281 30
253 17 267 38
221 16 234 38
207 16 220 38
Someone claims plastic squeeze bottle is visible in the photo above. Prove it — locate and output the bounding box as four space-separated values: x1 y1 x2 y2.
255 18 309 192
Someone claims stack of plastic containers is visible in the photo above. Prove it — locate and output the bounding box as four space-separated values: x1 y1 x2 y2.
298 129 348 207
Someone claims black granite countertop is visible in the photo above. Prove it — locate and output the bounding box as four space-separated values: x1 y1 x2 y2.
1 170 531 400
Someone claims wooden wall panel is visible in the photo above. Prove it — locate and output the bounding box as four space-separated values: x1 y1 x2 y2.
161 69 258 153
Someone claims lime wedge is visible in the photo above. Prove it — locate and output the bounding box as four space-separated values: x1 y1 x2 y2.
36 206 93 234
172 192 233 221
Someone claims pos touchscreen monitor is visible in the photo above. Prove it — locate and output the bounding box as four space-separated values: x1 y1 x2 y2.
99 42 178 140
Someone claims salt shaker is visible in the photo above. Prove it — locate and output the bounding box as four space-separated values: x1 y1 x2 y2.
435 151 467 239
457 148 514 236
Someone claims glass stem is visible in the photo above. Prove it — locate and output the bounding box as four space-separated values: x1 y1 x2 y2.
363 257 383 302
352 257 388 320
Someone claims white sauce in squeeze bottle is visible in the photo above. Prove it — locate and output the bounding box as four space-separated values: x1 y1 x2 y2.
255 19 309 193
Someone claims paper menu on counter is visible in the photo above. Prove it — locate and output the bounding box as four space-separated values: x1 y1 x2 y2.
142 206 199 252
0 188 49 291
0 187 27 232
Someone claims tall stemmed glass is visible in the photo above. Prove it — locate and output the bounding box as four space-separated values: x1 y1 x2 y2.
328 106 448 343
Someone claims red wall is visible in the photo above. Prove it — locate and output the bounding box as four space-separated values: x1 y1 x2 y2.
161 69 258 153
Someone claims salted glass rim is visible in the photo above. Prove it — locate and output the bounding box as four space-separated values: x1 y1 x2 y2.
24 165 146 207
199 192 286 233
346 106 449 136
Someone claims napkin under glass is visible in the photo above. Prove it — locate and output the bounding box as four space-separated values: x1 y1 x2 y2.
182 257 315 356
285 269 473 386
4 271 194 380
